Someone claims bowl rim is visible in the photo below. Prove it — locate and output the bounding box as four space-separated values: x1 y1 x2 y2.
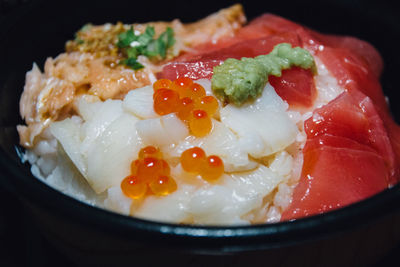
1 145 400 252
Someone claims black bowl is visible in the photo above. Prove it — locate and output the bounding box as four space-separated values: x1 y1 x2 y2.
1 0 400 266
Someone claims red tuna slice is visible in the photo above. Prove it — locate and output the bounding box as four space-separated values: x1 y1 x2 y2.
159 32 316 107
281 90 395 221
316 47 388 114
269 67 316 108
303 133 377 153
158 60 223 81
307 89 396 183
192 31 300 61
158 32 301 80
180 14 286 59
301 21 400 182
375 108 400 184
281 135 389 220
246 14 302 35
243 14 319 51
317 46 400 175
174 31 301 63
186 13 307 57
314 34 383 78
313 35 400 183
386 120 400 176
247 14 383 77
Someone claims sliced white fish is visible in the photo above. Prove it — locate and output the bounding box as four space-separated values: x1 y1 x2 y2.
170 120 257 172
87 114 142 193
123 85 158 119
50 117 86 177
134 184 196 223
46 150 103 206
104 186 133 216
76 95 101 121
188 165 284 225
220 84 298 158
136 113 189 148
188 183 250 225
79 99 124 154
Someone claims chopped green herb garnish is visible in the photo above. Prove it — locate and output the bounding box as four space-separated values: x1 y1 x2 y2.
144 26 155 38
121 58 145 70
117 26 175 70
160 27 175 48
117 27 136 48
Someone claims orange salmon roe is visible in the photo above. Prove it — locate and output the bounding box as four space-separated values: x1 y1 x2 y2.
139 146 162 159
153 78 172 92
153 77 218 137
137 157 163 182
170 77 193 95
130 159 141 174
189 110 212 137
159 159 171 176
177 97 195 121
179 82 206 99
122 146 177 200
154 89 180 115
200 155 224 182
153 88 167 100
149 175 177 196
195 96 218 116
180 147 224 181
121 175 147 199
180 147 206 173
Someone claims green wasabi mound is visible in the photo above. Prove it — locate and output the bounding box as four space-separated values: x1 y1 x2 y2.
211 43 317 106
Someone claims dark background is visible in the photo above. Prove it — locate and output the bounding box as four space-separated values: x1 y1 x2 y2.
1 0 400 266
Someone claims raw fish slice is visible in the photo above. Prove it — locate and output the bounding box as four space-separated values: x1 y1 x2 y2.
171 120 256 172
220 84 298 158
179 31 301 62
252 14 400 182
316 47 388 113
281 141 388 220
305 90 396 181
104 186 133 216
233 14 386 108
159 31 316 107
87 114 141 193
304 134 376 153
269 67 316 108
159 60 222 81
282 90 394 220
189 165 284 225
159 32 301 80
136 113 189 148
123 85 158 119
50 117 86 177
135 184 196 223
79 99 124 154
314 34 383 77
76 95 102 121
